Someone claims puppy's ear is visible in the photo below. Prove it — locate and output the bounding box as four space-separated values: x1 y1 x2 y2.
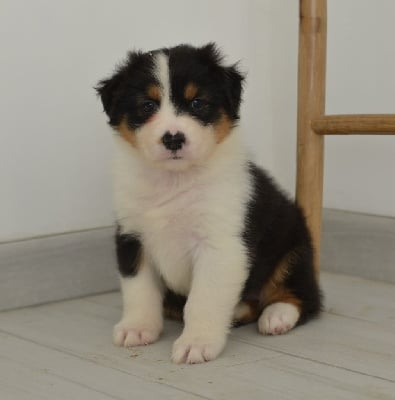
223 64 244 120
198 43 245 120
95 71 124 125
96 50 151 126
198 42 223 65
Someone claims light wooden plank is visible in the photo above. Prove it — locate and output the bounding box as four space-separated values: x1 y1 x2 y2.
83 289 395 381
321 272 395 327
84 291 121 308
0 298 278 365
232 312 395 382
3 288 395 384
129 345 395 400
0 361 114 400
221 356 394 400
0 298 280 399
0 347 116 400
0 331 208 400
2 300 394 400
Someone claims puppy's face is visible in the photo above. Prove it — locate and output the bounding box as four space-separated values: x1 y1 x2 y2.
96 44 244 171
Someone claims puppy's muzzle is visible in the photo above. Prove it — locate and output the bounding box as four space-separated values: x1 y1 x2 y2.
161 132 186 151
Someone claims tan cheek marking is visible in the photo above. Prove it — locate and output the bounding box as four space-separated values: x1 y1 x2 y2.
116 118 138 148
147 84 161 102
184 82 198 101
214 112 233 143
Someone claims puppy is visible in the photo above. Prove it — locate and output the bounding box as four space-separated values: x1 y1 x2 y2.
96 43 321 364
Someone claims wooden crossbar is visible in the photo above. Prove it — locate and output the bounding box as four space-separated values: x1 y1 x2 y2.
312 114 395 135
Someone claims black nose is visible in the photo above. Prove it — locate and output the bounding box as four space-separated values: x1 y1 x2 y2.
161 131 186 151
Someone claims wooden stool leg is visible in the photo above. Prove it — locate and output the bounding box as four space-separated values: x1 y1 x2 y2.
296 0 327 274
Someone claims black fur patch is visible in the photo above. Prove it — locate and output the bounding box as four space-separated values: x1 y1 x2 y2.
163 289 187 321
115 228 142 277
241 162 322 325
96 51 157 128
168 43 244 124
96 43 244 129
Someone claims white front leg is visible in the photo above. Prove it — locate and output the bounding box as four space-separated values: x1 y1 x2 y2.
172 240 248 364
113 257 164 347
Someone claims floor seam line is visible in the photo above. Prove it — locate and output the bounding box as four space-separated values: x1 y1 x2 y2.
0 328 213 400
231 336 395 383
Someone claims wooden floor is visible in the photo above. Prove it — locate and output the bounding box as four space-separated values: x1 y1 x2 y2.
1 272 394 400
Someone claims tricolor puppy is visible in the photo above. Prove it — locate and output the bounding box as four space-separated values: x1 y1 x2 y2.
96 43 321 364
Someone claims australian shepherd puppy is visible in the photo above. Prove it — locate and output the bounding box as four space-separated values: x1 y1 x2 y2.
96 43 321 364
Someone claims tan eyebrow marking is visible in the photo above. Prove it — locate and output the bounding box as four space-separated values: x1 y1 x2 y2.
184 82 198 100
147 84 161 101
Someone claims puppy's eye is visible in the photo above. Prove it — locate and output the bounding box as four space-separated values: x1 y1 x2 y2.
190 98 207 111
142 100 158 114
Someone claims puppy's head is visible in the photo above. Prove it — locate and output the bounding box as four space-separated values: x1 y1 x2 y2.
96 43 244 171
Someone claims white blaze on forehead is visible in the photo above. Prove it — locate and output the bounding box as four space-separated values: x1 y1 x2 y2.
153 51 179 134
154 52 172 108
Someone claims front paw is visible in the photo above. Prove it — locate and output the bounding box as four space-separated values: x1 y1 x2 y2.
113 319 162 348
171 332 226 364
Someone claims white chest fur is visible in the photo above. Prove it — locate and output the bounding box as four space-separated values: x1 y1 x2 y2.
112 133 251 295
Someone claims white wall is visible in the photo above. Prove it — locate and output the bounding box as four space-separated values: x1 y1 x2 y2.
1 0 394 242
0 0 273 241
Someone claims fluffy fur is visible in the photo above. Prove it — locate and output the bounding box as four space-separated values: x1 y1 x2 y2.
96 43 322 364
